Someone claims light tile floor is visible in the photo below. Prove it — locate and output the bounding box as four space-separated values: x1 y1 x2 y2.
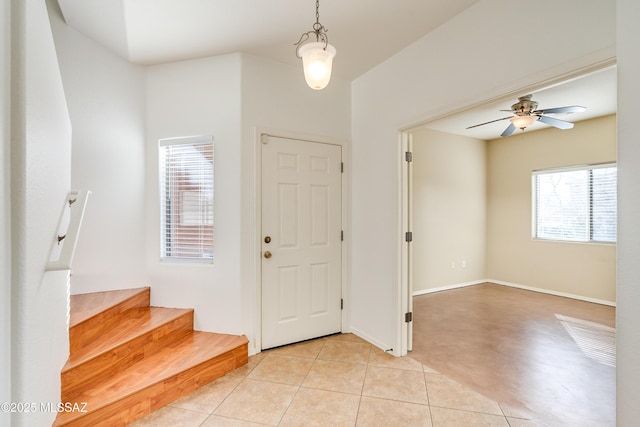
128 334 537 426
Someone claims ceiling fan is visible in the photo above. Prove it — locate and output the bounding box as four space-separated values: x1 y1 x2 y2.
467 94 587 137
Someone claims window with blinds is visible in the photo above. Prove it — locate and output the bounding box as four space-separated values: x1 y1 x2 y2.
159 136 214 262
532 163 616 243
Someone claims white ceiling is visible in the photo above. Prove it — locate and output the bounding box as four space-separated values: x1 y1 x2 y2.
56 0 617 140
424 66 617 140
56 0 479 80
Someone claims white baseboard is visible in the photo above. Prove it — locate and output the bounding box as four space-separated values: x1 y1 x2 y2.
412 280 486 296
488 279 616 307
348 326 396 355
414 279 615 307
250 329 394 357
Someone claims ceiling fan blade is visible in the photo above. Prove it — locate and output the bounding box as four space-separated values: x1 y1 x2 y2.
501 123 516 137
535 105 586 115
538 115 574 130
466 116 513 129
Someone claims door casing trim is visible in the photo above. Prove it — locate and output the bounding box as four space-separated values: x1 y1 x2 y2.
253 127 350 354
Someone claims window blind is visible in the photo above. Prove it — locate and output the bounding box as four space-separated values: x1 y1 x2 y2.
159 136 214 261
590 166 617 242
533 164 616 243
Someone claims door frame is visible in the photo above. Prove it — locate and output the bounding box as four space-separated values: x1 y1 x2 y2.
254 128 349 353
399 131 413 355
397 59 617 357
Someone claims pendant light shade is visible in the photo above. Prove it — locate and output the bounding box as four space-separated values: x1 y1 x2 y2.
294 0 336 90
298 42 336 90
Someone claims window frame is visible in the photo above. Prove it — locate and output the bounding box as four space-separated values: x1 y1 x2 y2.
159 135 215 263
531 163 617 244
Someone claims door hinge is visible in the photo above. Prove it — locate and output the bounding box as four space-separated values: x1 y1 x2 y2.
405 231 413 242
341 162 344 173
405 312 413 322
405 151 413 162
341 299 344 310
341 230 344 241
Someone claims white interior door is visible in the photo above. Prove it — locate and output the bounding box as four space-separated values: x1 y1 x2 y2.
261 135 342 349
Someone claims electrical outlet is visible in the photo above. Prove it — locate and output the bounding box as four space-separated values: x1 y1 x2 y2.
462 260 466 268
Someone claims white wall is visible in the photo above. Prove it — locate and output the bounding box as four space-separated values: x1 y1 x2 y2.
145 52 350 354
240 53 351 353
616 0 640 422
48 1 147 294
1 1 11 424
47 12 351 353
411 129 486 292
239 53 351 141
12 1 638 421
10 0 73 425
145 54 244 335
13 0 639 421
350 0 616 354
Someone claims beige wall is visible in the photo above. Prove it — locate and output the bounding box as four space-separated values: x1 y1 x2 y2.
486 114 617 303
412 115 616 303
412 128 487 292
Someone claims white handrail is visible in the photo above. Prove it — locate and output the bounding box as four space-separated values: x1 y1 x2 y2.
46 190 91 271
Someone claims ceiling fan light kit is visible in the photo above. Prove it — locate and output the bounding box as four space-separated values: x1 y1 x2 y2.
294 0 336 90
467 94 587 137
510 115 539 130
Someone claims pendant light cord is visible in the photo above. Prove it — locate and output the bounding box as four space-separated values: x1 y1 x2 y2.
294 0 329 55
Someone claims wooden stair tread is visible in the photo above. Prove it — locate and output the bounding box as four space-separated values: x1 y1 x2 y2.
78 331 247 399
69 287 149 327
54 331 248 425
83 331 248 396
57 287 249 426
63 307 193 370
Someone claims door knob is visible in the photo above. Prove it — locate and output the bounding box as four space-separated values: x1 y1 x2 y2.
264 250 272 259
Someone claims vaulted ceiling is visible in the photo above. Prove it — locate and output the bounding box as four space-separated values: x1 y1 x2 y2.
57 0 478 80
56 0 616 140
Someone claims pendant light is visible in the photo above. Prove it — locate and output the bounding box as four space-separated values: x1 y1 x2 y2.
294 0 336 90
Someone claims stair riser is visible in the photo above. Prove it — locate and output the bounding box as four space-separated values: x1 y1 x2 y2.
69 289 150 353
56 287 249 427
55 343 248 427
61 312 194 401
150 344 248 411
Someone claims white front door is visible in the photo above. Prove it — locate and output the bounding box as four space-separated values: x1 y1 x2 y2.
261 135 342 349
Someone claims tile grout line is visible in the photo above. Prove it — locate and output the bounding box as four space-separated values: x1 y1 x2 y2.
422 366 435 427
200 352 268 425
352 341 374 427
143 335 536 426
428 404 520 419
498 402 513 426
275 337 328 426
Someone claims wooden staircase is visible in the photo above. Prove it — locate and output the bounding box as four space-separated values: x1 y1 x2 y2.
53 287 248 426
